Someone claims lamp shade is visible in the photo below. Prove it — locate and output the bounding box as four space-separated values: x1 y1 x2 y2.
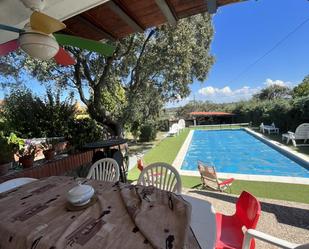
19 32 59 60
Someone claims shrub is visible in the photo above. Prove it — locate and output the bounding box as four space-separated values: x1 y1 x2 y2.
3 87 76 137
67 118 105 151
139 123 157 142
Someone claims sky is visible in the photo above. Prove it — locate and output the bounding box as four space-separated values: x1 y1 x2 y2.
1 0 309 106
169 0 309 106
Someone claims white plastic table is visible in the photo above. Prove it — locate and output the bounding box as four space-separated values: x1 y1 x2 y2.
183 195 217 249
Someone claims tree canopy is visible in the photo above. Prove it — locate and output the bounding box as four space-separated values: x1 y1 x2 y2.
253 84 291 100
293 75 309 98
0 14 215 137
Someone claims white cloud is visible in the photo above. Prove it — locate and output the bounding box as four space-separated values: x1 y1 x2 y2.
264 78 291 87
166 78 296 107
196 85 261 103
198 86 233 96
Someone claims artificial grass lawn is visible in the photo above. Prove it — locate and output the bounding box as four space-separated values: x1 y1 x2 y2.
128 127 309 204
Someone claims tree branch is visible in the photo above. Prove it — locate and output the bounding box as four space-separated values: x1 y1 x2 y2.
73 56 88 106
129 30 155 89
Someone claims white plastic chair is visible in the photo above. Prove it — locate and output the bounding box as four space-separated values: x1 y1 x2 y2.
87 158 120 182
0 177 37 193
242 229 307 249
178 119 186 131
137 162 182 194
282 123 309 147
167 123 179 136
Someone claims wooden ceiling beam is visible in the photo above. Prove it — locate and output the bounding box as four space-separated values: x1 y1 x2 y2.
206 0 217 14
106 1 144 33
75 15 116 41
155 0 177 26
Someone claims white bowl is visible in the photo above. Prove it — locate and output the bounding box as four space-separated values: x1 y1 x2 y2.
67 183 94 206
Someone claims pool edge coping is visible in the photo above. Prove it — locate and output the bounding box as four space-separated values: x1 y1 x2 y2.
174 128 309 185
244 128 309 167
172 130 194 170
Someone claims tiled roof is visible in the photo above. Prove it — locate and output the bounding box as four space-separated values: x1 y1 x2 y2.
189 111 235 116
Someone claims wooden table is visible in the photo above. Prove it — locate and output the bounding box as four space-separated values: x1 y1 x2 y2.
0 176 216 249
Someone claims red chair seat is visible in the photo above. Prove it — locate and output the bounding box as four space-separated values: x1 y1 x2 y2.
216 213 244 249
215 191 261 249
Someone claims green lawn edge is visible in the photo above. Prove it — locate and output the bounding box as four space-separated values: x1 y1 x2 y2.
128 128 309 204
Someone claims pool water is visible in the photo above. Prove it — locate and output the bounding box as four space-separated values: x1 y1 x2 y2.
181 130 309 178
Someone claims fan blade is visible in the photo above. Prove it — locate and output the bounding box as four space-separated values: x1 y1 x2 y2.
0 39 19 56
54 47 76 66
0 24 24 33
30 11 66 34
54 34 115 56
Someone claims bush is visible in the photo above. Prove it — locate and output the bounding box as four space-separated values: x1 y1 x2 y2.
157 119 169 132
67 118 105 151
3 87 76 137
139 123 157 142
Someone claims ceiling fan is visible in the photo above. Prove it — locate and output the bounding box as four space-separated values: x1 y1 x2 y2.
0 0 115 66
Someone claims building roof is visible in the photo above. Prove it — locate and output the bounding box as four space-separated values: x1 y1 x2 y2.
190 111 235 116
63 0 246 40
1 0 246 44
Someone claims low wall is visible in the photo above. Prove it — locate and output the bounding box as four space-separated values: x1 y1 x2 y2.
0 151 93 183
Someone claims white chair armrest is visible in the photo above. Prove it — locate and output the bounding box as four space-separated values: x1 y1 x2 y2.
288 131 294 135
242 229 299 249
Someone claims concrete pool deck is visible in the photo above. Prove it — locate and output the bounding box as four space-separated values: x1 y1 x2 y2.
173 128 309 185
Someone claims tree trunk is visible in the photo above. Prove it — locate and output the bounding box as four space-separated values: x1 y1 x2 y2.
87 104 123 138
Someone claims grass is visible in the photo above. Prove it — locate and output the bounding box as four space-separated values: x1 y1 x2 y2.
181 176 309 204
128 127 309 204
252 128 309 156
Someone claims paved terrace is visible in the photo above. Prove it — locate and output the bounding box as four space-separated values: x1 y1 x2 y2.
184 189 309 249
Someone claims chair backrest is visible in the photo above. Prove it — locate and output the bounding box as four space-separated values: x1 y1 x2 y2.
171 123 179 132
137 162 182 194
0 177 37 193
235 191 261 229
87 158 120 182
295 123 309 139
197 161 220 189
178 119 186 129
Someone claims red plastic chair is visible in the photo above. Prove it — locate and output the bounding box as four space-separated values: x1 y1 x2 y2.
215 191 261 249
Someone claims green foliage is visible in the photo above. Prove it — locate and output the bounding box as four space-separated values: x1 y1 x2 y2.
0 133 14 164
0 132 24 164
1 14 215 136
176 96 309 132
293 75 309 98
2 87 76 137
253 85 291 100
139 123 158 142
130 121 141 141
67 118 105 151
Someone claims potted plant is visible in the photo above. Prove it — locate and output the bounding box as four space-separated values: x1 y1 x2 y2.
18 140 39 168
41 141 56 160
0 133 24 175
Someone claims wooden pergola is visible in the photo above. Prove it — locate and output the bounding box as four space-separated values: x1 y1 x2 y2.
63 0 246 41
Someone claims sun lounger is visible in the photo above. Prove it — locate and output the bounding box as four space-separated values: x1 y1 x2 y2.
197 161 234 192
282 123 309 147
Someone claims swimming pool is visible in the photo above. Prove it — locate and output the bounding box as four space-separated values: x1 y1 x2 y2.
181 129 309 178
